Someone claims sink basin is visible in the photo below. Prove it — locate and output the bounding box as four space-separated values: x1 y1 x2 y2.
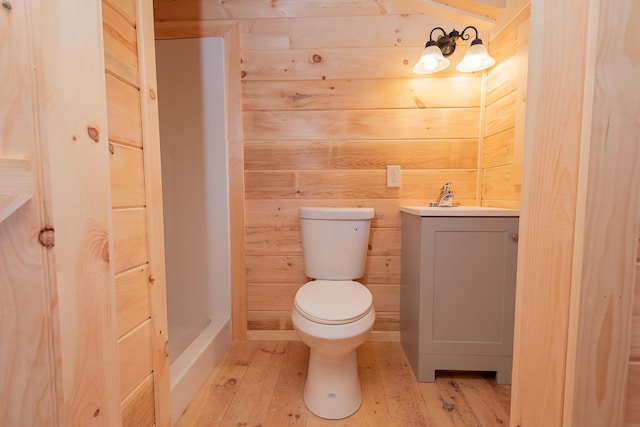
400 206 519 217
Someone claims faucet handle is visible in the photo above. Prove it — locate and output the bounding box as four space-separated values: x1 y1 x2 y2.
440 182 452 193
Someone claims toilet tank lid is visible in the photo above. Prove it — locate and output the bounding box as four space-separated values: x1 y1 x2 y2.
299 207 374 220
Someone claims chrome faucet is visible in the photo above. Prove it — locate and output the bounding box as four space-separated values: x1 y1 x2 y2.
430 182 455 207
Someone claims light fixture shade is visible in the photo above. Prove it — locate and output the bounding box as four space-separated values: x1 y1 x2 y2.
413 44 450 74
455 42 496 72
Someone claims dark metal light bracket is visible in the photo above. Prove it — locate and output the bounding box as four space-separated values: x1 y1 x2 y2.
427 25 481 57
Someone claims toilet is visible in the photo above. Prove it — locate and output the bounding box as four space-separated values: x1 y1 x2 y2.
291 207 376 419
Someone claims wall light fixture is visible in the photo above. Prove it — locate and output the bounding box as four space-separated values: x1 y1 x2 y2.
413 26 496 74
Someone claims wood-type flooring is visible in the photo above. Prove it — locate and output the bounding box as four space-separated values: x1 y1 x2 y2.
175 341 511 426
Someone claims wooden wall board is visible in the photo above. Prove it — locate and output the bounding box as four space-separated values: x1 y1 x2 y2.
0 205 60 426
477 199 519 209
244 139 478 170
103 1 139 87
30 0 122 423
482 164 521 202
115 264 152 338
104 0 136 26
240 46 468 81
109 143 146 208
244 170 477 200
242 15 482 50
482 128 514 168
508 0 640 424
631 314 640 361
634 261 640 361
484 90 516 137
562 0 640 423
134 0 172 421
105 73 143 147
153 0 494 29
487 5 530 64
627 362 640 424
243 109 480 140
509 1 586 416
242 77 482 111
112 208 149 273
119 320 153 398
243 198 478 229
485 57 517 106
430 0 504 20
122 374 155 427
481 5 528 209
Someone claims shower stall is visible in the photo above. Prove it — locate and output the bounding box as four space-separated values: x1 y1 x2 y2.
155 37 232 425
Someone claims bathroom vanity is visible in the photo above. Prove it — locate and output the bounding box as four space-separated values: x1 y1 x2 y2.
399 206 519 384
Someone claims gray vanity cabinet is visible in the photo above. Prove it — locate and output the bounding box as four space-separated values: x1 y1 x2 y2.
400 210 519 384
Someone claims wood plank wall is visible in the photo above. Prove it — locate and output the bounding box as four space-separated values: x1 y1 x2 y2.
103 0 170 425
629 236 640 424
152 0 506 340
0 0 122 424
624 236 640 424
483 6 530 208
1 2 63 424
510 0 640 424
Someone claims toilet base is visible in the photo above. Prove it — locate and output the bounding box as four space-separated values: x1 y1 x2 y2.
303 348 362 419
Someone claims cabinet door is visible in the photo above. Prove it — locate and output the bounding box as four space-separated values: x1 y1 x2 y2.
420 217 519 356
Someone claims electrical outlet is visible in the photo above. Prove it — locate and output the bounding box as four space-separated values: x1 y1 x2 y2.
387 165 401 187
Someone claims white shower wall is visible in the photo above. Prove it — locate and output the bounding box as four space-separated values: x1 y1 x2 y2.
156 37 232 425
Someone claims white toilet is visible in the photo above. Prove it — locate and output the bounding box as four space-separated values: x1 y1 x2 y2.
291 207 376 419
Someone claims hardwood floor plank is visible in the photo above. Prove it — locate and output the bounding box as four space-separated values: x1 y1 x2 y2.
175 341 260 426
264 341 309 425
374 342 431 426
446 373 511 426
351 342 397 425
175 341 511 426
425 372 490 426
418 381 461 426
222 341 289 425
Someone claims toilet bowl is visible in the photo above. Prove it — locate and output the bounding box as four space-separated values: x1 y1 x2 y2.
292 207 375 419
292 280 375 419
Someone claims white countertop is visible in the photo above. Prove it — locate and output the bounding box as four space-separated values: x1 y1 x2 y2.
400 206 520 217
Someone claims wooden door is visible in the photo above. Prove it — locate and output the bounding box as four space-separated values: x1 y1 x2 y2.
102 0 171 425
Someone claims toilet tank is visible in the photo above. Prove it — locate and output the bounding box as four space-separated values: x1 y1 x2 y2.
299 207 374 280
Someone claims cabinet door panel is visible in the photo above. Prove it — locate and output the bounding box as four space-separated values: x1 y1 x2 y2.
420 217 519 356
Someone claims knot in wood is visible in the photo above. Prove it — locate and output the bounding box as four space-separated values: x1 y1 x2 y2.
87 126 100 142
38 226 55 248
101 240 110 262
2 1 11 11
311 54 322 63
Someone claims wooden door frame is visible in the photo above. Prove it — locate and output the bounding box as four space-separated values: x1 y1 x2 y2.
511 0 639 425
154 20 247 340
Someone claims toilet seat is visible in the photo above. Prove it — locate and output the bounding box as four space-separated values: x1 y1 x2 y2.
294 280 373 325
